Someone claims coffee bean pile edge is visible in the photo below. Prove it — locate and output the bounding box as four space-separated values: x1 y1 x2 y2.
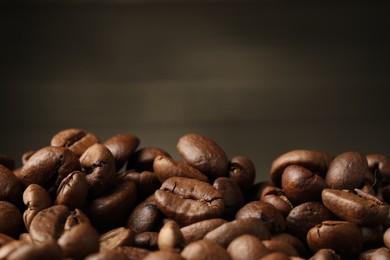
0 128 390 259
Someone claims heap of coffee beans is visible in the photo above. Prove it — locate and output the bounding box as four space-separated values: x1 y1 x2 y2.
0 128 390 259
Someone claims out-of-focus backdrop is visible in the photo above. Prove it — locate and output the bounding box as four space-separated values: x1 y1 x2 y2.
1 0 390 181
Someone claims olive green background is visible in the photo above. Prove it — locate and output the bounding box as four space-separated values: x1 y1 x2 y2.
1 0 390 181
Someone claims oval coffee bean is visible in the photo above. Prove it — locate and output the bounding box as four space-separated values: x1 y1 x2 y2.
270 149 333 187
213 177 245 217
134 232 158 250
144 250 185 260
181 240 232 260
227 234 269 260
126 195 162 233
85 247 150 260
281 165 328 205
204 217 270 248
180 218 227 243
309 248 341 260
307 220 363 259
325 151 369 190
80 143 116 198
55 171 88 209
0 165 23 205
0 201 23 237
51 128 99 157
157 220 185 251
154 177 224 225
262 240 299 256
99 227 135 252
127 147 170 172
153 155 208 183
104 134 140 170
177 133 228 180
261 186 293 217
360 225 383 249
6 239 62 260
322 188 389 226
23 184 52 230
228 155 256 193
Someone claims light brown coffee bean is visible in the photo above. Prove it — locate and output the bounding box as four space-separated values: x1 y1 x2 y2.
55 171 88 209
23 184 52 230
0 201 23 237
227 234 269 260
181 240 232 260
99 227 135 252
144 250 185 260
158 221 185 251
126 195 162 233
104 134 140 171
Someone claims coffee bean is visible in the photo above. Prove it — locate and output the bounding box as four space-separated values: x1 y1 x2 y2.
0 164 23 205
134 232 158 250
0 240 29 259
177 133 228 180
309 248 341 260
157 221 185 251
228 155 256 193
360 247 390 260
181 240 232 260
154 177 224 225
307 220 363 259
85 246 151 260
261 186 293 218
213 177 245 218
51 128 99 157
126 195 162 233
5 239 62 260
104 134 140 170
0 201 23 237
21 150 34 165
360 225 384 249
227 234 269 260
262 239 299 256
23 184 52 230
127 147 170 172
322 188 389 226
99 227 135 252
118 171 160 201
55 171 88 209
260 252 291 260
153 155 208 183
180 218 227 243
144 250 185 260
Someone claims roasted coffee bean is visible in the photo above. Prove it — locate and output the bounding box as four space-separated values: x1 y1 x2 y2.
0 201 23 237
0 164 23 205
204 217 270 248
0 240 28 259
262 240 299 256
384 227 390 249
104 134 140 171
29 205 89 242
360 225 384 249
144 250 185 260
80 143 116 198
180 218 227 243
236 201 286 233
0 154 15 171
228 155 256 193
99 227 135 252
0 233 14 247
227 234 269 260
286 201 334 241
23 184 52 230
325 151 369 190
86 246 151 260
309 248 341 260
4 239 62 260
18 146 80 190
281 165 328 205
158 221 185 251
153 155 208 183
360 247 390 260
261 186 293 218
84 180 137 230
366 154 390 181
127 147 170 172
177 133 228 180
51 128 99 157
118 171 160 200
261 252 291 260
271 233 308 258
58 223 99 259
213 177 245 217
307 220 363 259
270 150 333 187
134 232 158 250
21 150 35 165
55 171 88 209
126 195 162 233
322 188 389 226
155 177 224 225
181 239 232 260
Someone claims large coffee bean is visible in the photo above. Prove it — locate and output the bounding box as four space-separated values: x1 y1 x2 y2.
104 134 140 171
322 188 389 226
153 155 208 183
23 184 52 230
180 218 227 243
154 177 224 225
261 186 293 217
213 177 245 217
0 201 23 237
228 155 256 193
177 133 228 180
227 234 269 260
181 240 232 260
51 128 99 157
0 165 22 205
270 149 333 187
55 171 88 209
127 147 170 172
360 247 390 260
325 151 369 190
307 220 363 259
126 195 162 233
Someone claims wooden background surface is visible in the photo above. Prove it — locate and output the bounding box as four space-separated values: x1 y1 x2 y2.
1 0 390 181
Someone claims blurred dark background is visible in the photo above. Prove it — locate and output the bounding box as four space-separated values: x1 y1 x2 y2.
1 0 390 181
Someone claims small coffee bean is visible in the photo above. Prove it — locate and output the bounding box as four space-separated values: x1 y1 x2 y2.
0 164 23 205
256 252 290 260
51 128 99 157
55 171 88 209
103 134 140 171
227 234 269 260
213 177 245 218
180 218 227 243
0 201 23 237
366 154 390 181
0 233 14 247
157 220 185 250
0 240 29 259
23 184 52 230
181 239 232 260
126 195 162 233
246 181 273 202
99 227 135 252
177 133 228 180
127 147 170 172
228 155 256 193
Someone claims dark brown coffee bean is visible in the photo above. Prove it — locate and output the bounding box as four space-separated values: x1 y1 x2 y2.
236 201 286 233
155 177 224 225
0 164 23 205
228 155 256 193
360 225 384 249
104 134 140 171
227 234 269 260
213 177 245 217
86 246 151 260
18 146 80 191
0 201 23 237
84 180 137 230
360 247 390 260
158 221 185 250
0 233 14 247
270 150 333 187
177 133 228 180
134 232 158 250
58 223 99 259
180 218 227 243
0 154 15 171
322 188 389 226
204 217 270 248
29 205 89 243
262 240 299 256
80 143 116 198
286 201 334 241
23 184 52 230
153 155 208 183
126 195 162 233
309 248 341 260
99 227 135 252
271 233 308 258
307 220 363 259
127 147 170 172
326 151 369 190
366 154 390 181
118 171 160 201
181 240 232 260
281 165 328 205
261 187 293 218
51 128 100 157
6 239 62 260
55 171 88 209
